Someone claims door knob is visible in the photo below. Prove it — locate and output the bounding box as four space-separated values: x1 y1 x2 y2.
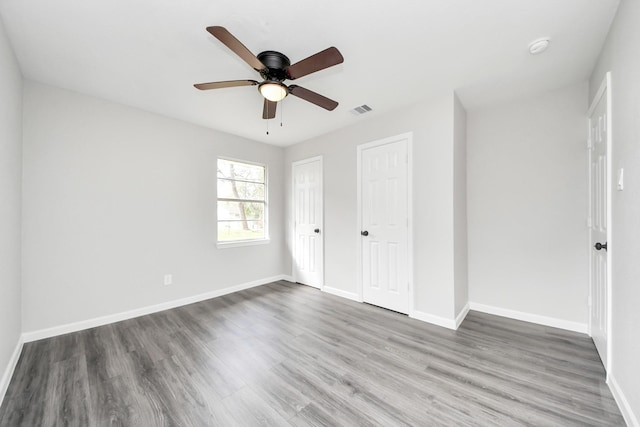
361 230 369 236
314 228 320 234
594 242 607 251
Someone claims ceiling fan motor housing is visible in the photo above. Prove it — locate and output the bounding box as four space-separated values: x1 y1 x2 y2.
257 51 291 82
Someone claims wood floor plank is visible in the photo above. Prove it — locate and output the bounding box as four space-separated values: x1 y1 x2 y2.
50 355 92 427
217 386 290 426
250 369 312 420
89 374 136 426
0 281 625 426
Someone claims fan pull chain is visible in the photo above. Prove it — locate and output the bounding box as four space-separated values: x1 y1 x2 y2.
266 102 270 135
280 100 284 127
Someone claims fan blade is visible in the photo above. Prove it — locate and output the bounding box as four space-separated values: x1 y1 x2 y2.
194 80 258 90
206 26 266 72
286 47 344 80
288 85 338 111
263 99 277 119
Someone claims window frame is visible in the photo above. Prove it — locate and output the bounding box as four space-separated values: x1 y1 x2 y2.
216 157 269 248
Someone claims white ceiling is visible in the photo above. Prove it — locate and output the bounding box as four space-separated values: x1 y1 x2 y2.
0 0 619 146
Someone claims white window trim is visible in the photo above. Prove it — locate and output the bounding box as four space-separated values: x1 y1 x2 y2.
217 238 271 249
216 157 269 247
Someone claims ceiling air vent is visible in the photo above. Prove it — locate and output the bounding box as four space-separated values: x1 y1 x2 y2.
350 104 373 115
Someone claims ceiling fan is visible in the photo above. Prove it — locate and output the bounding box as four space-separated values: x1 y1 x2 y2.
194 26 344 119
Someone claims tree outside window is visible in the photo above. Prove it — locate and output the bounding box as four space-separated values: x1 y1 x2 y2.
217 158 267 242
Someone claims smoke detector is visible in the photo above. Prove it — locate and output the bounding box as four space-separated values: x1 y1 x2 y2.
528 37 551 55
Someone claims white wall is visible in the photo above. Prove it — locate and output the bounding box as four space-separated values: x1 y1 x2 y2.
467 82 589 326
21 81 286 333
453 94 468 316
590 0 640 423
285 93 465 322
0 17 22 398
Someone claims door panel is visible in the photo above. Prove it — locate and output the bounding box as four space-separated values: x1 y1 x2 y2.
360 137 409 314
588 84 608 369
293 158 323 288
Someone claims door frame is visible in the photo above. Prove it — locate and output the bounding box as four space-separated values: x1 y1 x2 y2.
356 132 414 314
292 155 324 289
587 72 612 374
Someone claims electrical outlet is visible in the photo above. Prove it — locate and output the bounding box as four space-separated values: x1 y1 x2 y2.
164 274 172 286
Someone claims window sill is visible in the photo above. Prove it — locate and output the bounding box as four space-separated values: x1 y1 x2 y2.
217 238 271 249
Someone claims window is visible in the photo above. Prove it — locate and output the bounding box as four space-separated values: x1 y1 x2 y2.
217 158 267 243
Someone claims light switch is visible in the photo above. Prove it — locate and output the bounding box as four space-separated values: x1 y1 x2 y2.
617 168 624 191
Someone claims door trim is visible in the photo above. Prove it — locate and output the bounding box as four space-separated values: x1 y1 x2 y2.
587 72 612 374
356 132 414 314
292 156 324 290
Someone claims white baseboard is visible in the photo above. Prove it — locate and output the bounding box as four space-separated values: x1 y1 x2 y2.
322 286 361 302
469 302 588 334
22 275 289 343
410 310 457 330
608 373 639 427
279 275 294 282
0 336 24 405
455 302 470 329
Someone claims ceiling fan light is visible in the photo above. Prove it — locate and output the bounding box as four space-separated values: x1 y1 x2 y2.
259 82 288 102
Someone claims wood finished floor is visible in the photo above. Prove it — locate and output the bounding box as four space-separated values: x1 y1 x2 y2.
0 281 624 426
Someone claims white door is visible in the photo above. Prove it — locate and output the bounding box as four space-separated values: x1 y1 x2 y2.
588 74 610 370
293 157 323 288
359 135 410 314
